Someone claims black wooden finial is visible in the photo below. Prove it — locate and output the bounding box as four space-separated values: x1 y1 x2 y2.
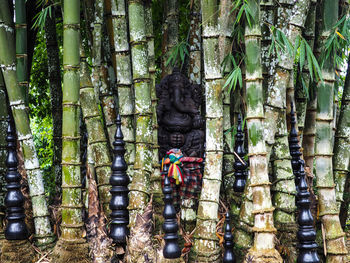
289 102 302 194
223 212 236 263
162 165 181 259
109 114 130 245
4 117 28 240
233 114 247 192
296 159 320 263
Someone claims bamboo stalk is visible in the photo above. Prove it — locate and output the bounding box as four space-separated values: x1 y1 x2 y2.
161 0 179 77
334 56 350 214
127 0 152 226
188 0 201 85
144 0 163 231
0 1 54 247
243 0 282 261
80 48 112 215
105 0 135 177
314 0 348 260
295 0 316 143
15 0 28 104
45 6 62 198
190 0 223 261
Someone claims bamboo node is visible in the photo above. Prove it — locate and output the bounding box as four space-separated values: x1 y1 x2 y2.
61 162 82 166
63 24 80 30
62 102 80 107
62 135 81 140
94 162 112 168
252 207 275 214
247 152 268 156
315 117 333 122
249 182 271 187
0 63 16 71
60 222 84 228
252 227 277 233
61 185 82 188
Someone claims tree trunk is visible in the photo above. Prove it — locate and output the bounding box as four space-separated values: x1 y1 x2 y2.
190 0 223 261
243 0 282 261
51 0 90 261
0 1 54 248
44 7 62 199
314 1 348 261
105 0 135 177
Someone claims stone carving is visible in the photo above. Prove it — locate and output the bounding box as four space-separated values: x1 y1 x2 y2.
156 67 204 159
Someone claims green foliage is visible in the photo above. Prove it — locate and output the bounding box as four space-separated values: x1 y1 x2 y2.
32 0 60 30
29 29 51 119
322 15 350 68
30 116 55 203
165 41 189 68
267 25 294 60
232 0 254 28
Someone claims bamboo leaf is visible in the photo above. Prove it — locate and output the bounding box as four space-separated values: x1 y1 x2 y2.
299 40 305 71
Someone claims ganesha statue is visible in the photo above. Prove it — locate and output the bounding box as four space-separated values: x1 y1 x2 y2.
156 67 204 159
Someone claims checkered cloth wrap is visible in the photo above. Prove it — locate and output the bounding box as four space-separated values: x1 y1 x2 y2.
161 157 203 209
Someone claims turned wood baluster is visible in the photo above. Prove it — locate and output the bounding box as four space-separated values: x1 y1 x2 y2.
233 114 247 193
296 159 319 263
109 114 130 245
223 212 236 263
162 164 181 258
4 117 28 240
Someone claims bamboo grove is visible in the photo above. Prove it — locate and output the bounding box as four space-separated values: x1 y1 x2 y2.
0 0 349 262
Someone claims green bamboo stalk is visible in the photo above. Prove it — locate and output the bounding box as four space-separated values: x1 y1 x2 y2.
15 0 28 104
219 0 234 185
105 0 135 177
334 56 350 213
190 0 223 261
243 0 282 261
295 0 316 143
45 7 62 197
0 2 54 247
0 72 8 242
52 0 89 261
188 0 201 85
80 48 112 215
127 0 152 226
92 0 103 99
161 0 179 77
314 0 348 261
144 0 163 230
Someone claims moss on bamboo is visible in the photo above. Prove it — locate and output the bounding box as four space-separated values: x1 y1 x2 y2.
190 0 223 261
127 0 153 228
105 0 135 177
52 1 90 261
314 0 348 260
243 0 282 261
80 50 112 215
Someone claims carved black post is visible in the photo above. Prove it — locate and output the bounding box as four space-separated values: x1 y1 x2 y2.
223 212 236 263
289 103 302 194
4 117 28 240
297 159 320 263
109 114 130 245
162 164 181 258
233 114 247 192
